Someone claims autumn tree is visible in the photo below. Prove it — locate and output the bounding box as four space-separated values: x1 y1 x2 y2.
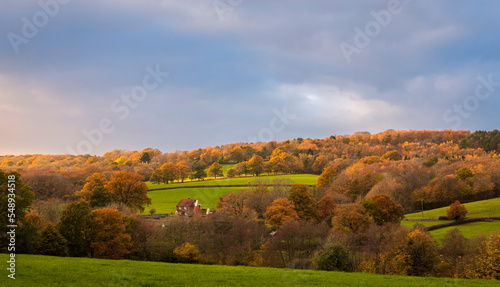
446 200 468 221
176 161 190 182
217 193 246 216
379 229 438 276
89 208 132 259
248 155 264 176
150 168 163 185
465 233 500 279
264 198 299 227
361 194 405 225
380 151 402 161
160 162 178 184
107 172 151 212
208 162 223 179
174 242 201 263
403 229 439 276
229 147 246 163
269 147 289 174
39 223 68 257
57 201 91 257
288 183 319 221
79 173 110 208
316 166 335 189
331 204 373 233
317 195 336 221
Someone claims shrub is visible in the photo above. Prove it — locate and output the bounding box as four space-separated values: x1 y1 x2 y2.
446 200 468 220
312 243 352 272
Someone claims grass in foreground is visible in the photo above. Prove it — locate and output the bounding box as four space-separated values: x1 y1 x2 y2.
1 254 496 287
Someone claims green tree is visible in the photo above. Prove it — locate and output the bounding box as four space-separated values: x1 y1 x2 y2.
39 223 68 256
288 183 319 221
0 170 34 246
57 201 91 257
191 162 207 181
312 243 352 271
139 152 151 164
226 168 237 178
208 162 223 179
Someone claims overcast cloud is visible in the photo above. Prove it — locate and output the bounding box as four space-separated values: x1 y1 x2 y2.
1 0 499 155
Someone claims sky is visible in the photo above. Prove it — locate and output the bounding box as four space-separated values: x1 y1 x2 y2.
1 0 500 155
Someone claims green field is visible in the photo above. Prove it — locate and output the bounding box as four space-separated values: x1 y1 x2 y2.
402 197 500 242
144 187 247 214
1 254 496 287
146 174 319 189
405 197 500 220
143 174 319 214
429 221 500 242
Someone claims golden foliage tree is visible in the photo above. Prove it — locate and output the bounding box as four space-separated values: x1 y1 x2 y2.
264 198 299 227
107 172 151 212
316 166 335 189
288 183 319 221
361 194 405 225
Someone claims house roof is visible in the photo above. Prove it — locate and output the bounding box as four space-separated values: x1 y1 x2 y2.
177 199 196 208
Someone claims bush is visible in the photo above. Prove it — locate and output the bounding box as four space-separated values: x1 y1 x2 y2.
446 200 468 221
312 243 352 272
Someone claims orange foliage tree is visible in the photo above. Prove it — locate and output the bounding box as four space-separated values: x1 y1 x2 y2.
446 200 468 220
89 208 132 259
264 198 299 227
107 172 151 212
316 166 335 189
331 204 373 233
288 183 319 221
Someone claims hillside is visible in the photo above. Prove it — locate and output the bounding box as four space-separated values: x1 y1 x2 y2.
402 197 500 242
2 254 496 287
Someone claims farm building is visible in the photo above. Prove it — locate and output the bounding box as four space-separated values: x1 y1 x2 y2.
175 198 210 216
175 198 199 216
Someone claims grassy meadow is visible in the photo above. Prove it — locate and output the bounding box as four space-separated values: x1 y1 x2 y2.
401 197 500 242
143 174 319 214
1 254 496 287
